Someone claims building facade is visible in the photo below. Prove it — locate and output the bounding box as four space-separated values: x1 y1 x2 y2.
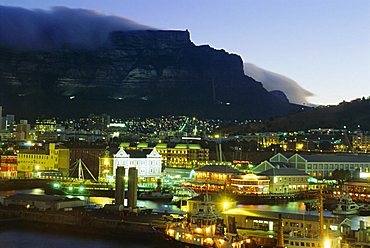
186 165 241 192
156 143 209 169
255 153 370 179
0 155 17 179
15 120 31 141
352 132 370 153
258 167 309 194
17 143 70 178
230 174 270 194
111 147 162 179
111 142 209 169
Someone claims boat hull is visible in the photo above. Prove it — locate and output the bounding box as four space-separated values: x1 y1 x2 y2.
154 227 205 248
359 209 370 216
332 209 358 215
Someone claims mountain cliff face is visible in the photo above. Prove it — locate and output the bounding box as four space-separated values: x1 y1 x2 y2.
0 30 302 119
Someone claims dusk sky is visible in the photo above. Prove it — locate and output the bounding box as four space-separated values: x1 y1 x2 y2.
1 0 369 105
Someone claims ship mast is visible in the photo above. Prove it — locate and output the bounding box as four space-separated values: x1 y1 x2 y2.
319 188 324 238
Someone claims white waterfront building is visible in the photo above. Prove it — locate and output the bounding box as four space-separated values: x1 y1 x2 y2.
113 147 162 178
255 153 370 179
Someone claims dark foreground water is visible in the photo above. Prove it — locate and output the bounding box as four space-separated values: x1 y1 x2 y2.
0 227 155 248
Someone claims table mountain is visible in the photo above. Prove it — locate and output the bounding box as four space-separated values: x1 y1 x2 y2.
0 30 303 119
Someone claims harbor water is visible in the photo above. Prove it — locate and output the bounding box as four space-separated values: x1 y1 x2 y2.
0 228 155 248
1 189 369 247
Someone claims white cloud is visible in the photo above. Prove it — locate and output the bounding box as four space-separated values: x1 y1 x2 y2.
244 63 314 105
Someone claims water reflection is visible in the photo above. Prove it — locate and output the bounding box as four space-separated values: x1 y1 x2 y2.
0 188 46 196
0 229 153 248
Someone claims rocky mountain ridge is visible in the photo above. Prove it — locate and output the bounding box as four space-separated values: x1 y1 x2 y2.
0 30 303 119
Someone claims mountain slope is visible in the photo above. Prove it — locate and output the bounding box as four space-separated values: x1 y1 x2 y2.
220 98 370 133
264 98 370 131
0 30 303 119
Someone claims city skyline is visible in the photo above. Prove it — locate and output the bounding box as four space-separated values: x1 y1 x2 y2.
1 0 369 105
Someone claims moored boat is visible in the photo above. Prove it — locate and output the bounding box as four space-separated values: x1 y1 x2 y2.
138 191 174 202
163 194 252 248
358 205 370 216
332 194 360 215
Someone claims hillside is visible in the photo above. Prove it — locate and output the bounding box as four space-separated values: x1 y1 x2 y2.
220 98 370 133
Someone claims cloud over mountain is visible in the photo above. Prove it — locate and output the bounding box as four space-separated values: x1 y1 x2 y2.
0 6 154 50
243 63 313 105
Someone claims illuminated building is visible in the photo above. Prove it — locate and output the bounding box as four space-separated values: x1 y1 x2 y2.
98 150 114 181
352 132 370 153
111 142 209 169
259 167 309 194
156 143 209 169
255 133 281 149
256 153 370 179
292 153 370 178
35 118 57 134
221 209 342 248
98 146 162 181
6 114 15 131
0 155 17 179
87 114 110 131
230 173 270 194
333 180 370 202
17 143 70 178
186 165 241 192
35 118 59 142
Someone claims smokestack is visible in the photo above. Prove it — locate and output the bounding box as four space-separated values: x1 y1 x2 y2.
115 167 125 206
128 167 138 210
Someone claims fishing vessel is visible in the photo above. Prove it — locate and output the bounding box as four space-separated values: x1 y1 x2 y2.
332 194 360 215
163 194 251 248
171 187 198 202
358 204 370 216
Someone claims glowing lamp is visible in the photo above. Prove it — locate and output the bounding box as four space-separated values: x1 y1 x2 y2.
324 238 331 248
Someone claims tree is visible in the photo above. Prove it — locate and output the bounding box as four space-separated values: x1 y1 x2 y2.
332 169 352 184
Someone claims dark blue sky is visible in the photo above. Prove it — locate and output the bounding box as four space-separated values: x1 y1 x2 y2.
2 0 369 104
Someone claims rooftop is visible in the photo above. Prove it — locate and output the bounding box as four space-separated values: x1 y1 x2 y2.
259 167 307 176
223 208 339 222
125 149 152 158
270 162 289 168
298 154 370 163
196 165 241 174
